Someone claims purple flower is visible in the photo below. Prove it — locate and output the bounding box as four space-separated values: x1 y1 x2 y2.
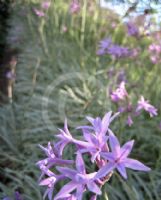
39 176 57 200
77 112 119 162
149 44 161 54
55 152 101 200
55 119 75 155
97 38 132 58
33 8 45 17
126 115 133 127
97 38 112 55
78 111 119 136
14 192 23 200
41 1 51 9
95 130 150 180
69 0 80 14
108 45 131 58
37 142 73 181
136 96 158 117
126 22 139 37
110 81 128 102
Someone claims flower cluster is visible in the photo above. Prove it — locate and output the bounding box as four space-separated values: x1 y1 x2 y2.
149 43 161 64
110 81 158 126
37 112 151 200
97 37 132 58
34 1 51 17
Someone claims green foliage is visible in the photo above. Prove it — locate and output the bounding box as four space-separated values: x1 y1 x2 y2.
0 0 161 200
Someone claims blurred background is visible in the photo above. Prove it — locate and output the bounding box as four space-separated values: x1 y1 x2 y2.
0 0 161 199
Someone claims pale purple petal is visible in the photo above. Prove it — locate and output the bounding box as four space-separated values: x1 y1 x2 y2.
43 188 53 200
100 152 115 162
54 181 78 200
124 158 151 171
87 181 102 195
117 164 127 179
101 111 112 135
48 187 54 200
56 167 76 179
73 139 93 149
86 116 95 125
120 140 134 159
109 112 120 123
76 152 85 174
64 119 72 136
108 130 121 157
94 162 115 179
39 176 56 186
76 185 84 200
93 117 102 133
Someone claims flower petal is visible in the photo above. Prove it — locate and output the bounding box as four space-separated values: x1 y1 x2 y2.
120 140 134 159
76 185 84 200
39 176 56 186
101 111 112 134
54 181 78 200
87 181 102 195
86 116 95 125
108 130 121 157
76 152 85 173
56 167 76 179
124 158 151 171
117 163 127 179
100 152 115 162
94 162 115 179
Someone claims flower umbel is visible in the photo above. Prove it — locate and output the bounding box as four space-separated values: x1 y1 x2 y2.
37 112 151 199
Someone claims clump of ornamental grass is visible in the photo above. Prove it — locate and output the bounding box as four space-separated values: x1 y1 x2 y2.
37 111 151 200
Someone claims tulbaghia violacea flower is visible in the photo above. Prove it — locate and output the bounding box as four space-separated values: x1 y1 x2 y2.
55 152 101 200
37 142 73 181
40 176 57 200
55 119 75 155
110 81 128 102
41 1 51 9
136 96 158 117
69 0 80 14
97 38 132 58
149 44 161 54
126 22 139 37
97 38 112 55
95 130 151 180
33 8 45 17
108 44 131 58
37 112 151 199
77 112 119 162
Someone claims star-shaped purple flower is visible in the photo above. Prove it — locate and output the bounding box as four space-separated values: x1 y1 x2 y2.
54 152 101 200
110 81 128 102
95 130 151 180
76 112 119 162
136 96 158 117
